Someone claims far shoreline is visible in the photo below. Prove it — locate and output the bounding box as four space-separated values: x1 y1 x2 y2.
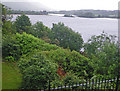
11 13 118 19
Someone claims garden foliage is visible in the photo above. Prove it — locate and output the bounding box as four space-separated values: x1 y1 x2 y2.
52 22 83 52
84 32 119 78
2 32 59 61
18 48 91 89
18 52 58 89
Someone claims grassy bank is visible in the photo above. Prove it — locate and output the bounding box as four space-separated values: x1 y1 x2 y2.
2 62 22 89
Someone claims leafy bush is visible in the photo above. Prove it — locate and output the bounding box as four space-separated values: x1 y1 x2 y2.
50 73 80 88
18 52 58 89
42 48 92 78
84 32 117 57
18 50 88 89
2 32 59 61
5 56 14 62
84 32 118 77
17 47 91 89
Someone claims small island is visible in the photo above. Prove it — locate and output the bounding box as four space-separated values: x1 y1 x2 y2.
64 14 74 17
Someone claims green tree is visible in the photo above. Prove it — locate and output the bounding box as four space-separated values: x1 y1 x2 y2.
52 22 83 52
1 4 7 22
31 22 51 38
84 32 117 57
2 20 13 35
84 32 118 77
30 22 60 44
13 14 31 33
1 3 14 35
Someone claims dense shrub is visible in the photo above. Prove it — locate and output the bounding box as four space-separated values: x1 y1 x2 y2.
42 48 92 78
18 52 58 89
18 49 90 89
2 32 59 61
84 32 118 78
84 32 117 57
50 72 81 88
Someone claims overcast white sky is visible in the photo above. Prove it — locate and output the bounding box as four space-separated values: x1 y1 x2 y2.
2 0 120 10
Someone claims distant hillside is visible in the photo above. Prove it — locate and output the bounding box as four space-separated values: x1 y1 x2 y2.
10 10 48 15
50 10 118 15
2 2 50 11
49 10 118 18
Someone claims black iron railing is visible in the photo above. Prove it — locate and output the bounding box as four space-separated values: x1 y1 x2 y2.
40 77 120 91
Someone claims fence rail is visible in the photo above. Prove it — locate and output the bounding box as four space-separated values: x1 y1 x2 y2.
40 77 120 91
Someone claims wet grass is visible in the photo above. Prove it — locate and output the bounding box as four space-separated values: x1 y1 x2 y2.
2 62 22 90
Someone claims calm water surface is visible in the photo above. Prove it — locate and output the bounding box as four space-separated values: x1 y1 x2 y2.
12 14 118 42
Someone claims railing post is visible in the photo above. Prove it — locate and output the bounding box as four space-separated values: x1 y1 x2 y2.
113 77 115 90
95 78 97 90
104 78 106 90
98 78 100 90
79 81 80 86
76 82 77 87
54 84 55 90
44 85 46 91
92 79 94 90
101 78 103 90
82 80 84 90
110 77 112 90
61 83 62 89
65 82 66 88
69 83 70 89
57 83 59 89
48 80 50 91
85 78 87 90
72 82 74 91
107 79 109 89
115 74 119 91
89 78 91 90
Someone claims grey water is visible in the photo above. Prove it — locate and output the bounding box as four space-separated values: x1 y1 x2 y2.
12 14 118 42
